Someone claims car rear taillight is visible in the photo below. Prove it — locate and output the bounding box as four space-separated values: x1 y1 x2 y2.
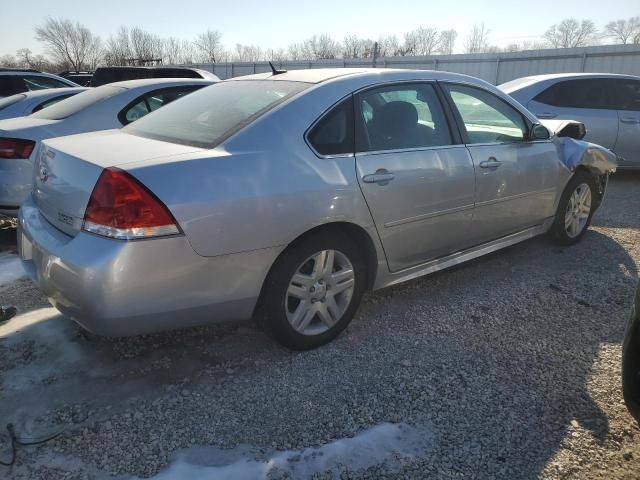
0 138 36 159
82 167 180 240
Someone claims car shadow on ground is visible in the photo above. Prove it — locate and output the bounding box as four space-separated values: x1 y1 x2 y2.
0 217 17 254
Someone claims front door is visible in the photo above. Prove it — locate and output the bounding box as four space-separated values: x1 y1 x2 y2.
611 78 640 167
442 83 563 244
354 82 476 272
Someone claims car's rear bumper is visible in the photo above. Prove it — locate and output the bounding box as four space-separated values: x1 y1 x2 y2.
18 196 281 336
0 156 34 215
622 283 640 423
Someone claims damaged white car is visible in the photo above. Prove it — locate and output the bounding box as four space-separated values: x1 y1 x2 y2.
19 69 617 350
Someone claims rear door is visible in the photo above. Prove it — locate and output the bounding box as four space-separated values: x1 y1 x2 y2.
442 83 562 244
526 78 618 149
353 82 476 272
610 78 640 167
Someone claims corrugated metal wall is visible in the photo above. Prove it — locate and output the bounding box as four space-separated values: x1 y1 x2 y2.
183 44 640 84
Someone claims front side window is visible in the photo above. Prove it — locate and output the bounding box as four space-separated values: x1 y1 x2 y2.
22 75 69 91
444 84 527 144
534 79 615 110
30 85 124 120
307 97 354 156
125 80 309 148
356 83 452 152
119 86 202 125
610 79 640 111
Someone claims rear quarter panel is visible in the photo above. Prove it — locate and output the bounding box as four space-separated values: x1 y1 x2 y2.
124 80 382 259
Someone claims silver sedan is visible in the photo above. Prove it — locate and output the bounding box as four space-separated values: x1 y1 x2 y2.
19 68 617 350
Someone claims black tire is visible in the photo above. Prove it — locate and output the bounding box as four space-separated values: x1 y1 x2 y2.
260 230 367 350
550 170 597 245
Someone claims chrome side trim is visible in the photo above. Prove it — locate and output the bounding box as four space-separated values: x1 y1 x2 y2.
474 187 557 208
356 144 468 156
384 203 475 228
374 221 552 290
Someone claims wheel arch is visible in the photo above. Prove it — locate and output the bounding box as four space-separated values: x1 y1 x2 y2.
252 221 381 320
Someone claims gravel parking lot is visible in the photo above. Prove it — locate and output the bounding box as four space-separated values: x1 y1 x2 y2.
1 172 639 479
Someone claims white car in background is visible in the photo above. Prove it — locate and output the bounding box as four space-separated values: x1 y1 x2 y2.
500 73 640 169
0 78 216 216
0 87 88 120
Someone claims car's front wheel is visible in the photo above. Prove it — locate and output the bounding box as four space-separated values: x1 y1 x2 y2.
261 231 366 350
550 170 597 245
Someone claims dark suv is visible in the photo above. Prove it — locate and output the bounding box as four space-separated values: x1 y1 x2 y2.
90 66 219 86
0 68 79 97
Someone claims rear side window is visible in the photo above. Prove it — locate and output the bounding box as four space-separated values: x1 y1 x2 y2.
356 83 452 152
31 85 124 120
32 93 77 113
125 80 309 148
534 79 616 109
118 86 203 125
0 94 26 111
610 79 640 111
307 97 354 156
22 75 69 91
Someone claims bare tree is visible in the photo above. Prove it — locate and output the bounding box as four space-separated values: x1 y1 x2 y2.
464 24 490 53
0 54 18 68
377 35 400 57
543 19 598 48
438 30 457 55
233 44 263 62
605 17 640 44
266 48 287 62
34 17 102 70
302 34 341 60
287 42 304 61
104 26 132 66
129 27 163 63
343 35 374 58
402 27 440 56
194 30 224 63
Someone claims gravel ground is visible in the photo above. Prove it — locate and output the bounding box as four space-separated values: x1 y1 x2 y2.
1 172 639 479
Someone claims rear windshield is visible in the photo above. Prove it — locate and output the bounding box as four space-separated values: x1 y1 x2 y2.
30 85 124 120
124 80 310 148
0 94 26 111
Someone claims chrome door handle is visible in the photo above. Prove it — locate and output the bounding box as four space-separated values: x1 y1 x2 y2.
535 112 557 119
479 158 502 169
362 169 395 185
620 117 640 125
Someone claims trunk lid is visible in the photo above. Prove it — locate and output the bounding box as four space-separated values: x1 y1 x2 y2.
34 130 204 236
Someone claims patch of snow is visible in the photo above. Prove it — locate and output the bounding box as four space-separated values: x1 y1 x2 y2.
143 422 432 480
0 252 25 286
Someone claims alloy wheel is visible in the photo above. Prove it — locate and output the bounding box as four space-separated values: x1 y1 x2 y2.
285 249 355 335
564 183 592 238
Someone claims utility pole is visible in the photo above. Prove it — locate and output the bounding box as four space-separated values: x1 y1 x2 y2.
372 42 379 68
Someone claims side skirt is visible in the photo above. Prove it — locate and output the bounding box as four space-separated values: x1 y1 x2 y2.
374 219 553 290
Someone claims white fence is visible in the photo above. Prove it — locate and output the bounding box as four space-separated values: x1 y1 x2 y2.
182 44 640 85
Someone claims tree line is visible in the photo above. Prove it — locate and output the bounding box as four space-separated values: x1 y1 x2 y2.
0 16 638 72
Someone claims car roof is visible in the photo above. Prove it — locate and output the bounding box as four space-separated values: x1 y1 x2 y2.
232 67 490 86
103 78 216 89
506 72 640 83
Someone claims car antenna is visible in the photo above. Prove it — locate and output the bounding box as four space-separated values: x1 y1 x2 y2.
268 61 287 76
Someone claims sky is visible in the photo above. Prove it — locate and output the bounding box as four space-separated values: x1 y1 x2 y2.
1 0 639 57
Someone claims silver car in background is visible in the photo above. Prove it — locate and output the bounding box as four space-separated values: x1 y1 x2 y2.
0 78 214 217
19 68 616 350
0 87 88 120
500 73 640 169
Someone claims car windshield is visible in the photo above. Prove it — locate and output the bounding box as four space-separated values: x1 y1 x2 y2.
124 80 310 148
30 85 124 120
0 94 26 111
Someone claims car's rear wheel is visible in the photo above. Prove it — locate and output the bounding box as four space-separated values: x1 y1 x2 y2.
550 170 597 245
261 231 366 350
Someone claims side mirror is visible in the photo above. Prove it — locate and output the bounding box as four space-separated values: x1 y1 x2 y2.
530 123 551 140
